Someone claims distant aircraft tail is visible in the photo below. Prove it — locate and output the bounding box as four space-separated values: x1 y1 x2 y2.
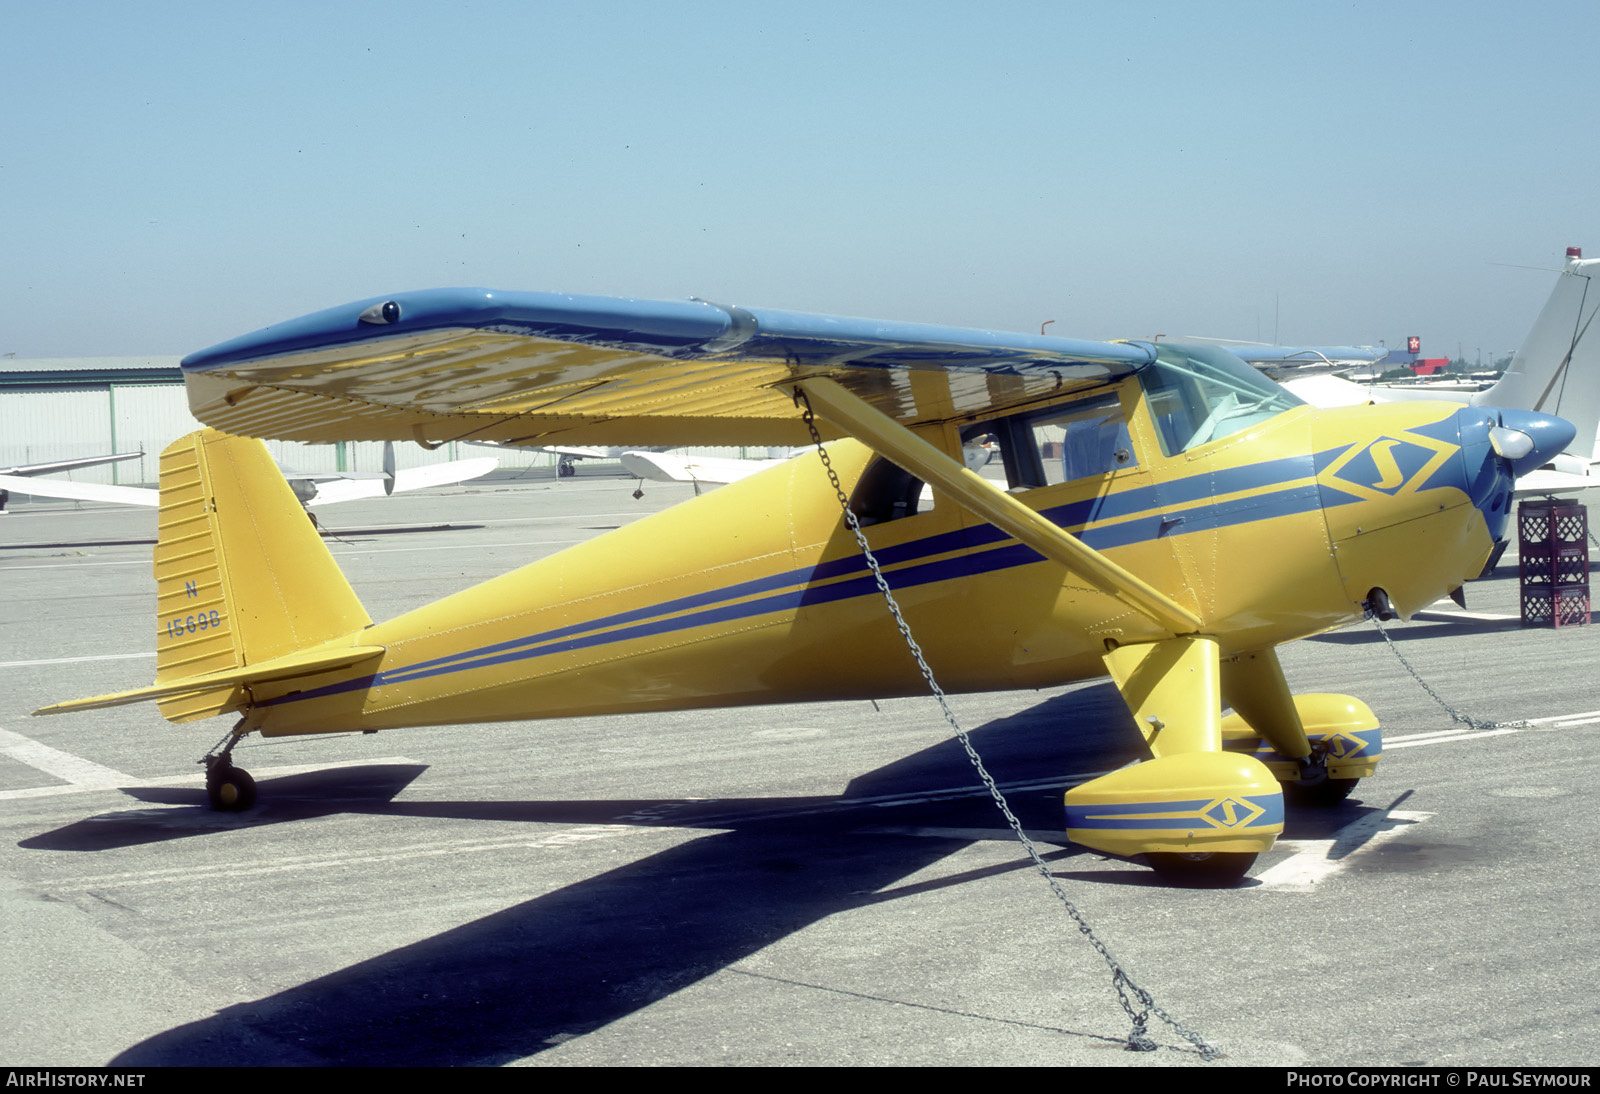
1475 250 1600 462
35 430 380 721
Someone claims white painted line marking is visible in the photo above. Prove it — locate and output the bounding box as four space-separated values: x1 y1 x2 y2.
0 726 135 789
0 560 148 570
1526 709 1600 725
48 824 648 891
0 784 132 801
0 651 155 668
1380 707 1600 749
1412 609 1518 622
1386 728 1520 748
1253 809 1432 892
1383 728 1479 744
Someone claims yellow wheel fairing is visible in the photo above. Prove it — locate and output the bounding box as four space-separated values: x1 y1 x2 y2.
1221 694 1384 782
1064 752 1284 859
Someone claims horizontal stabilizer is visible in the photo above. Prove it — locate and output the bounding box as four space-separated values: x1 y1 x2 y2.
34 644 383 715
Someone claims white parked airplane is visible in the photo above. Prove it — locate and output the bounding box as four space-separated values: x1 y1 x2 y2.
1198 340 1389 378
619 450 792 492
1278 247 1600 495
465 441 673 478
0 452 146 513
0 443 498 511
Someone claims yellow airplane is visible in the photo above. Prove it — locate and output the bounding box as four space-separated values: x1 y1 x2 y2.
35 290 1574 884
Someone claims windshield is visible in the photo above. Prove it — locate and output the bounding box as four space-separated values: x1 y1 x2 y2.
1138 342 1304 455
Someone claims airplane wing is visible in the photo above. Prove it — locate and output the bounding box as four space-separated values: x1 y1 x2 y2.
2 452 144 477
305 456 500 507
1214 343 1388 377
0 474 158 506
1510 467 1599 496
619 451 785 485
1279 373 1381 407
181 289 1154 448
622 441 991 489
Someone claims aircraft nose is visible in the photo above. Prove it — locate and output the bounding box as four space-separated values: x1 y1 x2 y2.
1486 408 1576 478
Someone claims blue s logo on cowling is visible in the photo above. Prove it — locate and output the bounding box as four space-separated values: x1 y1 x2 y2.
1330 436 1446 496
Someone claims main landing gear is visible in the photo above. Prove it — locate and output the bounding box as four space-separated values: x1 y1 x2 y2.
202 722 257 812
1065 641 1384 888
1281 745 1361 807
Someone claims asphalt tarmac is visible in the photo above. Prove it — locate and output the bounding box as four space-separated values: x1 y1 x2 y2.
2 468 1598 1067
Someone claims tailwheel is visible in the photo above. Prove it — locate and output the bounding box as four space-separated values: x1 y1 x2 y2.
207 764 257 812
1146 851 1257 888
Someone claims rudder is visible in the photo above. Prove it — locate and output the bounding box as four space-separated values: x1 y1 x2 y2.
155 430 371 721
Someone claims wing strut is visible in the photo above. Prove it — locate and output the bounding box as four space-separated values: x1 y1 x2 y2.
790 377 1202 636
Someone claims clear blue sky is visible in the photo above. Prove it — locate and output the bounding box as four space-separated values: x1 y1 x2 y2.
3 0 1595 363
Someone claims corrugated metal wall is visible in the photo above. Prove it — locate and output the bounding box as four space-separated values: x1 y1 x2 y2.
1 374 760 485
0 383 566 483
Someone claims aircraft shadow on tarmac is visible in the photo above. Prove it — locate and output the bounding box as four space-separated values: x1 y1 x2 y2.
1306 615 1536 644
20 684 1381 1065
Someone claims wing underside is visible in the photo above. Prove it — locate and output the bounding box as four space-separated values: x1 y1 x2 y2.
182 290 1154 447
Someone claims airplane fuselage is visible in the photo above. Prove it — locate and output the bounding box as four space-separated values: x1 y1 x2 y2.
236 377 1506 739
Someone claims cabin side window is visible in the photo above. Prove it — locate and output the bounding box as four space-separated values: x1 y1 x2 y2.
969 389 1139 492
850 388 1143 524
848 432 1006 524
849 457 929 526
1023 391 1137 486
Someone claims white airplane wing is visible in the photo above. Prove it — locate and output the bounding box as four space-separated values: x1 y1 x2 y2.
1214 342 1388 376
619 451 784 485
1 452 144 477
306 456 498 507
1280 374 1381 407
0 473 158 507
623 441 992 487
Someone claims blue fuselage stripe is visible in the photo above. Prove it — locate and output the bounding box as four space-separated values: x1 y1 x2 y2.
260 448 1365 708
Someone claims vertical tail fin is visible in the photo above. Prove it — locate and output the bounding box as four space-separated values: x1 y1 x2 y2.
1475 253 1600 462
155 430 371 721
